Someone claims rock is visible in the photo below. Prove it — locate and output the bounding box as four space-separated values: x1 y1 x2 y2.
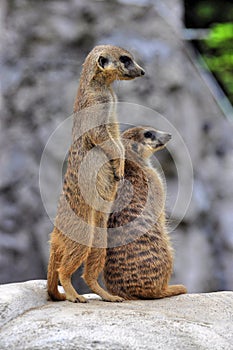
0 280 232 350
0 280 48 328
1 0 233 294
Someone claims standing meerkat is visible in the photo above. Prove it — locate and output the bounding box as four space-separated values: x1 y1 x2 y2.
47 45 145 303
104 126 187 299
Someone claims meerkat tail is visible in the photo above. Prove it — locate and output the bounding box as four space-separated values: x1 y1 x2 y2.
47 249 66 301
157 284 187 298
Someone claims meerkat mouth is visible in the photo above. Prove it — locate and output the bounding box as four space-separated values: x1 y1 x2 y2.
149 141 166 150
148 144 155 150
144 143 159 152
123 73 134 79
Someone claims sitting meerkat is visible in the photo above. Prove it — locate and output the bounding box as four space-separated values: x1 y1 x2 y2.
104 126 187 300
47 46 145 303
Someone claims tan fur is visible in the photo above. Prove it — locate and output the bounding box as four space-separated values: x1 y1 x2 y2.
47 45 145 303
104 126 187 299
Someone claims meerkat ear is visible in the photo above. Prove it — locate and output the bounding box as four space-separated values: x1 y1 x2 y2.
98 56 109 69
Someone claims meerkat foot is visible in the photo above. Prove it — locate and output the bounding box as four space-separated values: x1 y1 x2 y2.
102 294 125 302
85 279 124 302
66 293 87 303
74 296 88 303
93 286 125 302
47 291 66 302
59 275 88 303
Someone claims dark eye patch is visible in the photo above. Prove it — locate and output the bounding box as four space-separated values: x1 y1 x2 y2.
98 56 109 68
119 55 132 68
144 131 153 139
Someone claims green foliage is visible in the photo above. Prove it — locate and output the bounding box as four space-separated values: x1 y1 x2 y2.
207 23 233 46
201 23 233 104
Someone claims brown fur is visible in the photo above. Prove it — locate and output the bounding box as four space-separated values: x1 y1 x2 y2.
47 45 145 303
104 126 187 300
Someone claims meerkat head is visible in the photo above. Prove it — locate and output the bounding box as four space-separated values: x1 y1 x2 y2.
88 45 145 83
122 126 171 159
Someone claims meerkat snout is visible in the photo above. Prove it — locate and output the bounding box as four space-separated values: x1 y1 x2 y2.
118 54 145 79
157 132 172 146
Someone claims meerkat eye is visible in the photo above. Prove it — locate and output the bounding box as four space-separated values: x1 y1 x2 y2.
98 56 109 68
144 131 154 139
119 55 133 68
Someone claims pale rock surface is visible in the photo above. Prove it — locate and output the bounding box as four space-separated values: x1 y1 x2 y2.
0 280 233 350
1 0 233 293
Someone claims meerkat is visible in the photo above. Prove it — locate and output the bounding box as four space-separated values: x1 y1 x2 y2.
47 45 145 303
104 126 187 300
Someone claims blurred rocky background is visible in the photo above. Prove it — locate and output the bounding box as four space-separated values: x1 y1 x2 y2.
1 0 233 293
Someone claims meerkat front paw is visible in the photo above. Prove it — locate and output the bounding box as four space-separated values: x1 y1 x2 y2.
66 294 88 303
110 159 125 181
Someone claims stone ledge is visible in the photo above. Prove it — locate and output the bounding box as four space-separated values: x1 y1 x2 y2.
0 280 232 350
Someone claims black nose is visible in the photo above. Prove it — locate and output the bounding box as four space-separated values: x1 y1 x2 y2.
141 69 145 76
158 133 172 145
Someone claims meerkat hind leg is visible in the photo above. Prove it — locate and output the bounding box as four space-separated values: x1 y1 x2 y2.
83 247 124 302
47 248 66 301
58 246 90 303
